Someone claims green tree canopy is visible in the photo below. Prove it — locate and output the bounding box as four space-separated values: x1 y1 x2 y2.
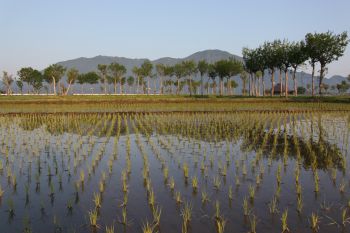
43 64 66 95
305 31 349 95
108 62 126 94
97 64 108 94
65 68 79 95
197 60 209 96
17 67 43 93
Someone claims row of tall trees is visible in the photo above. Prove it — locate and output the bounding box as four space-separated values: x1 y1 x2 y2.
7 58 244 95
243 31 348 97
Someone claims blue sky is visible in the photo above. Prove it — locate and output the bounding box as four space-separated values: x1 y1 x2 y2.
0 0 349 77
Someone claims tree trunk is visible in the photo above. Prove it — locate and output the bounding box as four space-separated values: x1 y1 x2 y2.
114 79 117 94
262 77 265 97
293 68 297 96
52 77 56 95
270 69 275 96
189 76 192 96
65 81 73 95
243 79 246 96
226 78 229 95
285 70 289 98
248 73 252 96
311 63 315 96
279 69 282 97
104 76 107 94
219 78 223 96
136 77 139 94
177 79 180 95
200 75 204 96
319 64 325 95
160 76 163 94
153 78 156 94
252 73 256 96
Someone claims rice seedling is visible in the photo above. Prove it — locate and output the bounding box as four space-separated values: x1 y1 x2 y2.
7 198 15 217
228 186 233 201
168 177 175 191
152 205 162 227
175 191 183 204
201 190 210 204
0 184 4 198
341 208 350 226
297 196 303 213
269 196 278 214
220 165 227 176
235 175 240 187
242 164 247 176
249 214 257 233
296 183 302 196
183 162 189 180
191 176 198 192
213 176 221 190
122 178 128 193
99 181 105 193
248 185 255 202
88 209 99 228
105 225 115 233
255 174 261 187
181 202 192 233
339 181 346 193
23 214 32 233
310 212 320 232
214 214 226 233
214 200 221 219
163 167 169 182
66 199 73 212
93 192 102 209
281 209 289 232
119 192 128 208
80 170 85 183
148 189 155 206
101 171 107 182
200 161 205 172
275 185 281 200
142 221 153 233
12 174 17 189
243 197 249 216
331 168 337 183
276 164 281 186
49 182 55 197
119 207 128 226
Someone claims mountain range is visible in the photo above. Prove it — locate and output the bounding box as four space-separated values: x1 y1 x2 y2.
57 49 242 74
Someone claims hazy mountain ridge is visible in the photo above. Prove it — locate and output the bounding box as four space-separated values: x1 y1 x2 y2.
56 49 242 75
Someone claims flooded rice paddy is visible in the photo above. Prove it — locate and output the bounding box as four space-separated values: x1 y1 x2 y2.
0 111 349 233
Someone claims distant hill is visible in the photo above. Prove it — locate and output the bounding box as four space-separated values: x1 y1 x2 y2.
57 49 242 75
1 49 348 94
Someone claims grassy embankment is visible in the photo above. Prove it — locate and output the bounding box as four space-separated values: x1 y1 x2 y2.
0 95 349 113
